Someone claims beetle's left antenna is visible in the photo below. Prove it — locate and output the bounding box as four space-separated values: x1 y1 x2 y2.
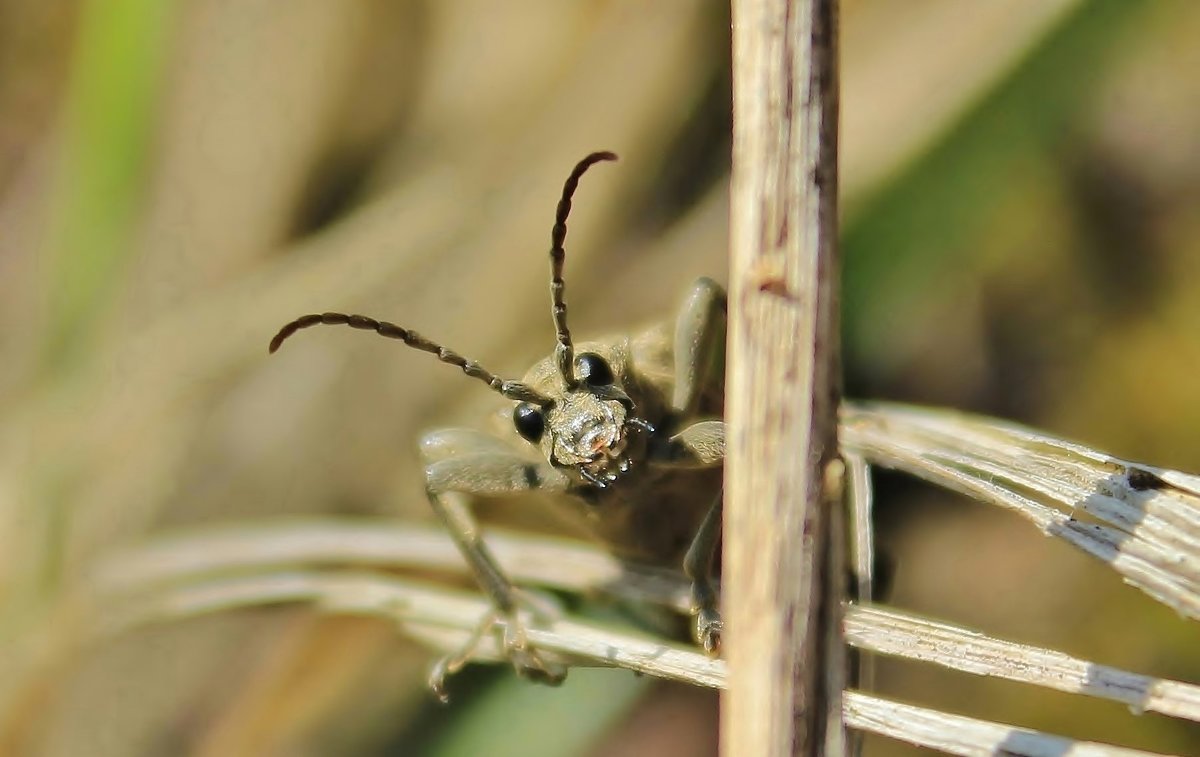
549 151 617 388
268 312 551 405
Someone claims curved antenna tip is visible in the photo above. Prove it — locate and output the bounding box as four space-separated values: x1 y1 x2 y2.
268 327 293 354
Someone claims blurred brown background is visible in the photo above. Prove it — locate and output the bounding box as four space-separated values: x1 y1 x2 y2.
1 0 1198 754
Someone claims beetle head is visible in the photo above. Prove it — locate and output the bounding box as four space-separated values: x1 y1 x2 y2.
505 151 656 490
511 349 654 489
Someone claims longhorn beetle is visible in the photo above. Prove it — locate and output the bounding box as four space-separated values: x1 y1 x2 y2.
269 152 727 699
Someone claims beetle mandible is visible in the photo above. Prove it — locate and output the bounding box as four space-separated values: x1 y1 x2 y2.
269 152 727 699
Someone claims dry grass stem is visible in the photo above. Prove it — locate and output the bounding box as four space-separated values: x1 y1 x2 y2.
727 0 844 751
81 568 1183 756
846 450 876 607
845 606 1200 722
842 691 1170 757
842 402 1200 618
77 518 1200 726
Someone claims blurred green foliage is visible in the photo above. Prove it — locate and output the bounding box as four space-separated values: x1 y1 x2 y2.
44 0 172 370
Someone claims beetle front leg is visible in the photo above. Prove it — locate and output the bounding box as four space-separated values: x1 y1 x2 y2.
649 420 726 651
651 420 724 467
669 281 728 653
672 277 727 417
669 422 724 651
421 429 571 699
683 491 723 652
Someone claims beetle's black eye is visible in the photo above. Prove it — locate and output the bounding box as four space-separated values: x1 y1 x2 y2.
576 353 614 387
513 403 546 443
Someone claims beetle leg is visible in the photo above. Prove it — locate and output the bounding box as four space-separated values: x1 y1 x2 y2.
668 279 727 653
672 277 727 417
421 429 572 697
427 607 501 702
646 420 725 652
683 490 723 652
650 420 725 467
427 599 566 703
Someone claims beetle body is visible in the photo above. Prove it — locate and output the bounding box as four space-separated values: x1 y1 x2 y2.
504 326 723 566
271 153 726 698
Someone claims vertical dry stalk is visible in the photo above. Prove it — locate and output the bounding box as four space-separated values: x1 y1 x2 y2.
724 0 844 755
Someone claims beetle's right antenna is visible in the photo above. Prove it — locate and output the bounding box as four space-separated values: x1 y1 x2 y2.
550 151 617 389
268 312 551 405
